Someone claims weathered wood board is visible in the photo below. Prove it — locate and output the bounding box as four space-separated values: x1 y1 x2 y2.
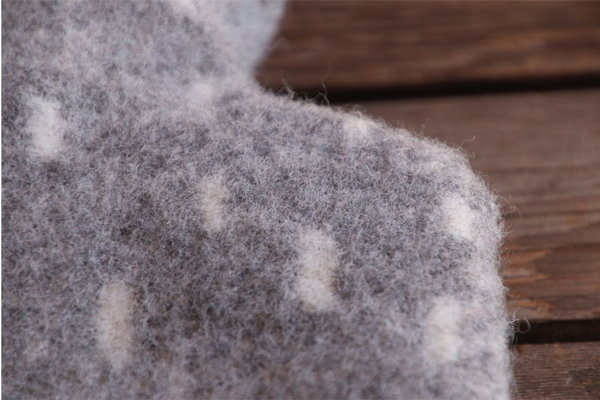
512 341 600 400
352 89 600 323
257 1 600 93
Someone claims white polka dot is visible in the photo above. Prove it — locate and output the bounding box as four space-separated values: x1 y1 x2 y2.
166 0 198 15
26 96 66 158
24 340 48 362
198 175 229 234
96 283 133 369
426 296 463 363
296 229 338 312
168 366 188 400
442 194 475 241
343 115 375 146
188 79 218 104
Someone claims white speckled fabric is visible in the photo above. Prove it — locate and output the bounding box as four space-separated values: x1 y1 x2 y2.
2 1 512 398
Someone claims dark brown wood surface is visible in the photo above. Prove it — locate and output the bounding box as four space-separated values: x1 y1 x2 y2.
512 342 600 399
354 89 600 323
257 1 600 94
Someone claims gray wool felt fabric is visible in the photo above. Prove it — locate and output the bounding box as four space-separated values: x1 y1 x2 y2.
2 1 512 399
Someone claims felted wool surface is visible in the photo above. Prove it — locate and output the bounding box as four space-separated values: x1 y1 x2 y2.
2 1 512 399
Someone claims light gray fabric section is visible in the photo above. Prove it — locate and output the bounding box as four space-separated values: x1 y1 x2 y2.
216 0 286 72
2 1 511 398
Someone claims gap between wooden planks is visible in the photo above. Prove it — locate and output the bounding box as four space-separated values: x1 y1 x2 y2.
343 89 600 324
257 1 600 95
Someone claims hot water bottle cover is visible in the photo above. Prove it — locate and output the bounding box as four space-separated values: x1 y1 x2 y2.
2 1 512 398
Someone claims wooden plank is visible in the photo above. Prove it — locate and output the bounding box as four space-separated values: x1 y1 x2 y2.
353 89 600 322
512 342 600 400
256 1 600 94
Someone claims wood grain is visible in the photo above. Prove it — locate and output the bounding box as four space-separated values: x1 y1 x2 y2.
512 342 600 400
353 89 600 322
256 1 600 94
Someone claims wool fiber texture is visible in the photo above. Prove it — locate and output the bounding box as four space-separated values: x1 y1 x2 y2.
2 1 512 399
